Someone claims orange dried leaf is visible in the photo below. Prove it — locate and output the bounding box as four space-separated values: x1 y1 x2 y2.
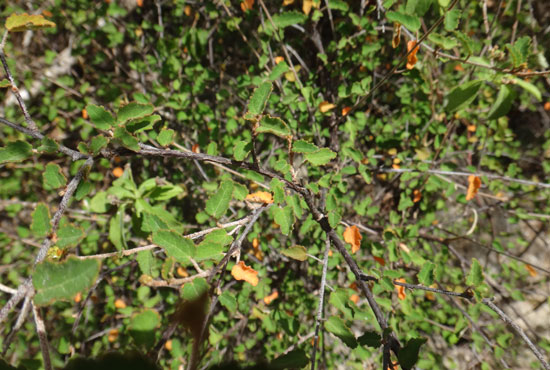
394 278 407 300
319 101 336 113
349 282 358 291
165 340 173 351
263 290 279 304
283 0 295 5
184 5 192 16
191 144 200 153
245 191 274 204
343 225 362 254
108 329 119 342
112 167 124 178
252 237 260 249
466 175 482 201
392 22 401 48
454 64 464 72
177 267 189 277
413 189 422 203
231 261 259 286
241 0 254 12
425 291 435 301
274 56 285 64
467 124 476 132
373 256 386 266
544 102 550 111
136 0 143 6
74 292 82 303
341 106 352 116
114 298 126 309
406 40 420 70
525 264 537 277
82 108 89 119
350 294 360 305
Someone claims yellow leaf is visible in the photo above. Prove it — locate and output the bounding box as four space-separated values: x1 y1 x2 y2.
466 175 481 201
231 261 259 286
406 40 420 70
415 147 430 160
394 278 407 300
319 101 336 113
343 225 362 254
284 65 301 81
283 0 295 5
263 290 279 304
303 0 313 15
245 191 274 204
5 13 56 32
114 298 126 309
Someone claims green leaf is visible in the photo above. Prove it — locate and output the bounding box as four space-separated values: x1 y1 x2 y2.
444 9 461 31
152 230 195 264
398 337 427 370
129 309 161 347
89 136 109 155
56 223 84 248
281 246 307 261
219 290 237 313
86 104 115 130
89 191 109 213
126 115 161 133
0 140 32 164
329 289 354 319
203 229 233 246
233 141 252 161
205 180 234 219
37 138 59 154
466 258 484 286
256 115 291 138
272 12 307 29
270 349 309 369
487 85 516 119
114 126 140 151
273 205 294 236
109 206 125 251
157 128 176 147
117 102 155 123
270 178 285 204
506 36 530 68
43 163 66 190
33 257 101 306
428 34 457 50
5 13 56 32
245 82 273 118
358 331 381 348
31 203 51 237
328 0 349 11
445 80 482 112
182 277 208 301
304 148 337 166
136 250 154 276
195 240 224 262
417 262 435 286
325 316 357 349
509 76 541 101
269 61 289 81
386 11 421 32
0 78 10 88
292 140 319 154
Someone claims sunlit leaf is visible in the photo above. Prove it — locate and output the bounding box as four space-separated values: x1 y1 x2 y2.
231 261 259 286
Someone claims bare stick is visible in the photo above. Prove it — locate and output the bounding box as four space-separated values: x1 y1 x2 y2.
482 298 550 370
2 296 31 355
32 302 52 370
390 280 473 300
311 237 331 370
0 31 38 132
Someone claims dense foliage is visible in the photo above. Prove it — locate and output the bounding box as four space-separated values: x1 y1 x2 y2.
1 0 549 369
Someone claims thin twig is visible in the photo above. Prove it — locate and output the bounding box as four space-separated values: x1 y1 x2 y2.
391 280 474 300
482 298 550 370
32 302 52 370
311 237 331 370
